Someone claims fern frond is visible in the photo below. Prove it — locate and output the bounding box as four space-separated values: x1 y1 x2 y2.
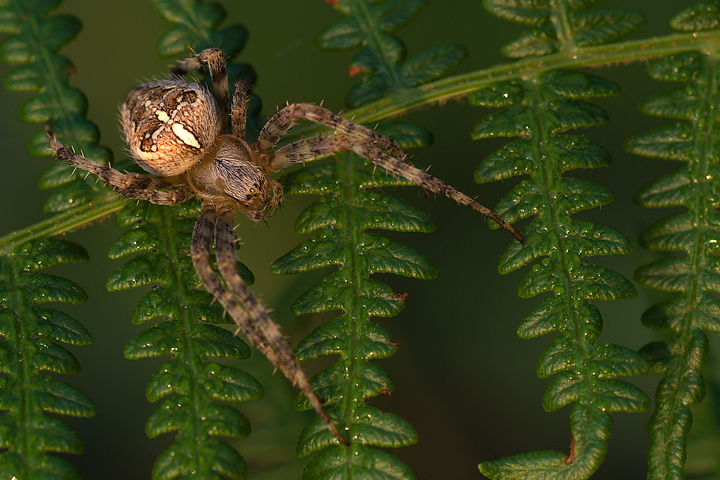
272 146 431 479
108 201 261 480
269 2 475 476
318 0 466 107
154 0 246 57
0 1 109 477
626 3 720 478
483 0 645 58
0 237 94 479
0 0 112 213
475 2 648 478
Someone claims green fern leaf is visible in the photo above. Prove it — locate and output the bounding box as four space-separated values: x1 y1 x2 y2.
476 3 646 477
273 147 426 474
479 403 612 479
0 2 116 474
153 436 247 480
671 2 720 31
485 0 644 59
400 44 467 87
153 0 247 57
0 238 94 479
482 0 555 26
319 0 424 49
0 0 112 213
109 200 262 478
626 6 720 477
304 445 416 480
570 10 645 47
318 0 465 107
639 212 720 252
626 123 698 162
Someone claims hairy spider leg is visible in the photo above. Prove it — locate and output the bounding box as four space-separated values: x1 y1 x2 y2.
256 103 405 159
191 205 283 365
173 48 230 132
264 136 349 171
46 126 194 205
213 207 348 446
266 134 525 243
230 80 250 142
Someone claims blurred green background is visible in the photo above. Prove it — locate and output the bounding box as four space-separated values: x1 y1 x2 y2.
0 0 711 478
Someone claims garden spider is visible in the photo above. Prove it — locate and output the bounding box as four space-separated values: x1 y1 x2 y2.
46 48 523 446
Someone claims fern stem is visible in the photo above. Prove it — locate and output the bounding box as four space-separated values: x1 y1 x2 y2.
339 29 720 124
6 259 31 479
162 205 207 475
0 196 125 254
551 0 575 53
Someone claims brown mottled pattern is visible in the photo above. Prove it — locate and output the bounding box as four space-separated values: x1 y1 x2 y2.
267 135 352 169
257 103 404 159
121 80 220 176
201 49 229 131
231 80 249 141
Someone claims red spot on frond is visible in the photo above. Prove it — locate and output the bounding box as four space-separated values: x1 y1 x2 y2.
564 436 576 465
349 65 365 77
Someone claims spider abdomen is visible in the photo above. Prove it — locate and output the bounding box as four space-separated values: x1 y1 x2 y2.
121 80 221 177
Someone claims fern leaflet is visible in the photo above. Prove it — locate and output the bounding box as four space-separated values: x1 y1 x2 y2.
627 3 720 478
0 238 94 479
318 0 466 107
475 2 648 478
0 0 112 213
109 201 262 480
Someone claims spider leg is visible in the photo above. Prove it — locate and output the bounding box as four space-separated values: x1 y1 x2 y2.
263 135 349 171
230 80 251 141
212 206 348 446
255 178 283 215
266 135 525 243
174 48 230 131
257 103 404 159
191 203 348 445
46 126 193 206
191 205 282 366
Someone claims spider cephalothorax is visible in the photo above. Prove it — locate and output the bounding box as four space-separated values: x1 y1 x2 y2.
47 48 522 447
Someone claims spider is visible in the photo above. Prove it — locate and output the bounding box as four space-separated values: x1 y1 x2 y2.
46 48 523 447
